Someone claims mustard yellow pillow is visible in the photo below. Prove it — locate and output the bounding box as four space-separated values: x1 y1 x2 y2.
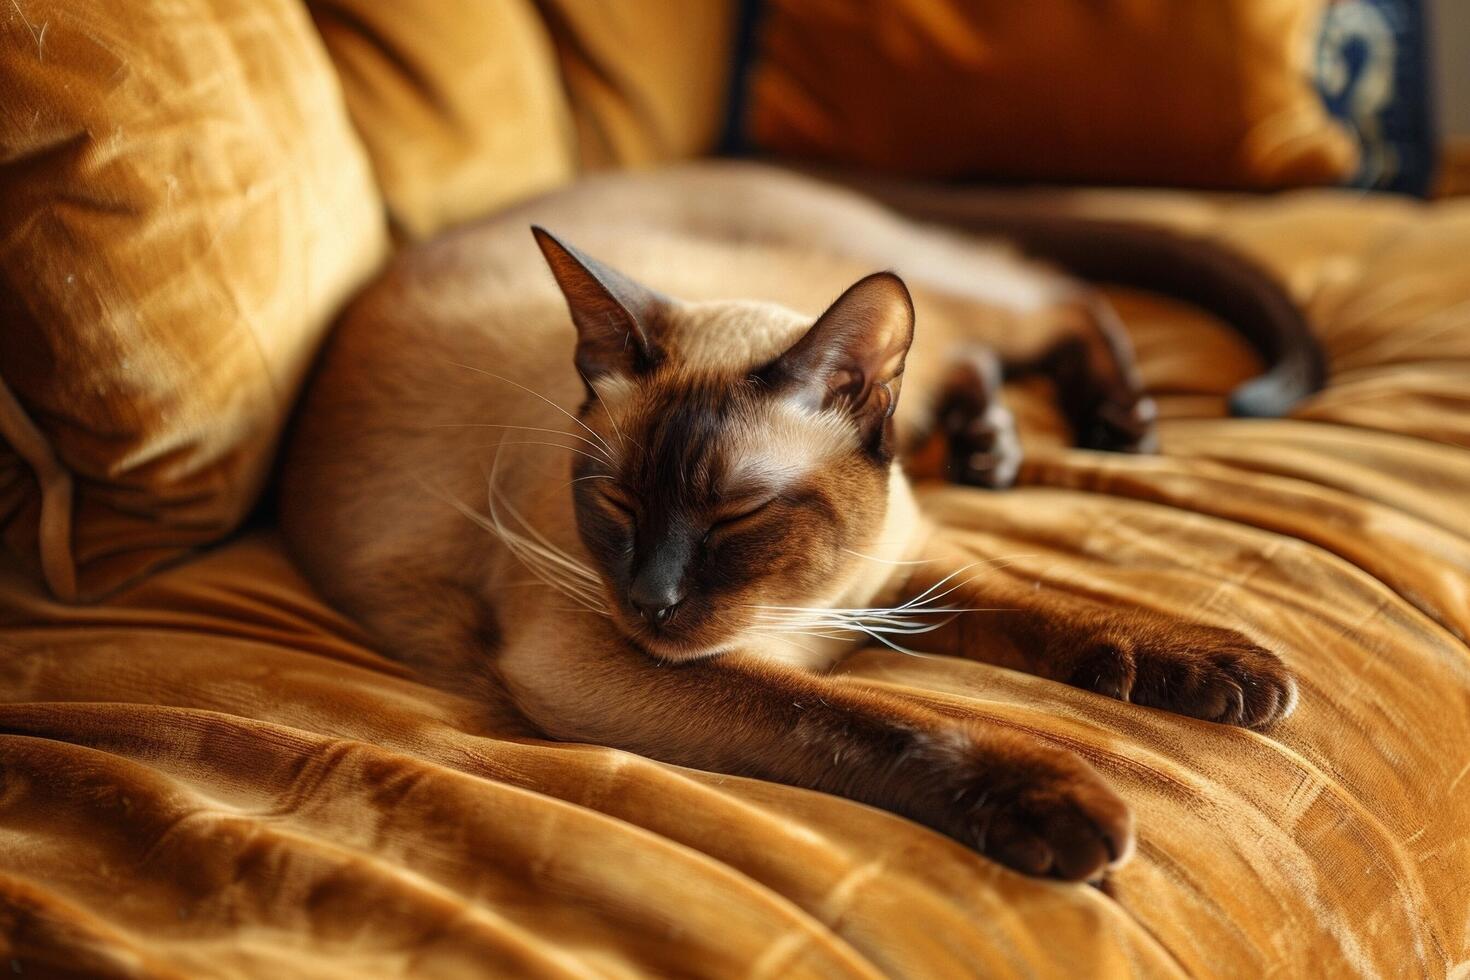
748 0 1359 189
309 0 577 240
535 0 738 171
0 0 388 600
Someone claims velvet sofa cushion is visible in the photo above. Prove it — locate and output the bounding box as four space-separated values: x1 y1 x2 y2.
535 0 739 173
302 0 733 239
745 0 1361 190
0 0 387 602
307 0 576 240
2 188 1467 977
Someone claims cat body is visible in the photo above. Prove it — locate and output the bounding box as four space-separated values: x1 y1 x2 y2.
282 163 1299 880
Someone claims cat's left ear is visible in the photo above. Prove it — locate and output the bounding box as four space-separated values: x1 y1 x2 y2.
532 226 668 382
763 272 915 442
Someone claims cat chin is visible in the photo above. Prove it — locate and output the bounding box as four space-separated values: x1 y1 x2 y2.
625 631 740 664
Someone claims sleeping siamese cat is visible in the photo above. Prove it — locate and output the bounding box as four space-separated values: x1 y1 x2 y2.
281 163 1305 882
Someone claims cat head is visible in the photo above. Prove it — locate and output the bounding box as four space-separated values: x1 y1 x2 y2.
533 226 915 661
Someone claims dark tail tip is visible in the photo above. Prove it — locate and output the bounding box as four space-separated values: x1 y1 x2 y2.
1227 354 1322 418
1228 377 1295 418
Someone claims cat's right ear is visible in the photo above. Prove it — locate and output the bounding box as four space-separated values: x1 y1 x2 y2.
532 226 667 381
761 272 915 446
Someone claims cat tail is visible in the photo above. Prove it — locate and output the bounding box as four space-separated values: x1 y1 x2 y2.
841 178 1324 418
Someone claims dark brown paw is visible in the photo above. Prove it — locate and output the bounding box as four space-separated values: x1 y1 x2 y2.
1046 296 1159 454
934 348 1024 490
943 402 1022 489
1080 394 1159 454
1064 623 1297 729
919 730 1135 881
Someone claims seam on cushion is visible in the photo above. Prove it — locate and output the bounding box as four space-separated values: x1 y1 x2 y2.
0 372 76 601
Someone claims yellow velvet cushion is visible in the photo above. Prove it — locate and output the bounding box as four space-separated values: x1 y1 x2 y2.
537 0 738 170
0 0 388 601
308 0 577 240
749 0 1360 189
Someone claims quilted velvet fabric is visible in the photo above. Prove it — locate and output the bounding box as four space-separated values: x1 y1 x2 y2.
3 189 1468 977
0 0 387 602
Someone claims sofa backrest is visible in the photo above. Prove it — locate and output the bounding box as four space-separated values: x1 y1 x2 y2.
0 0 1372 600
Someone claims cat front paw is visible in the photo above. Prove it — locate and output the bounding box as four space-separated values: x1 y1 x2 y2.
1063 623 1297 729
916 729 1134 881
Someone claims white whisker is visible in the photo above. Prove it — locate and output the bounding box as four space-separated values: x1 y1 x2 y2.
483 452 605 598
751 614 955 636
841 548 941 566
419 447 613 619
896 579 980 613
563 474 617 491
752 631 828 657
447 361 615 458
418 479 584 597
496 528 605 598
760 629 854 642
755 619 944 658
495 440 610 467
486 482 600 584
431 422 612 460
581 371 632 453
441 492 608 613
746 550 1017 658
895 561 985 610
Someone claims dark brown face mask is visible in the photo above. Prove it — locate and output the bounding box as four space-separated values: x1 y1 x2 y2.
533 226 916 658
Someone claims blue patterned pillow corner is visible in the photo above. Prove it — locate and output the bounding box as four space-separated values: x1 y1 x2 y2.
1315 0 1438 195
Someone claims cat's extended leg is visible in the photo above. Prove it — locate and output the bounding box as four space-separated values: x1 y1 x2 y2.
497 608 1133 880
894 542 1296 729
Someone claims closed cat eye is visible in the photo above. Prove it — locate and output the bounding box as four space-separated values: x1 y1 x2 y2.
598 486 636 518
706 497 776 539
718 498 773 524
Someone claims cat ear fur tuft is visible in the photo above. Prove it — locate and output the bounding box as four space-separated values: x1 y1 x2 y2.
531 226 667 380
763 272 916 438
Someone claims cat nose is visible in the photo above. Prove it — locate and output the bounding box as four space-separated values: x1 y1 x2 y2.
633 600 679 626
628 578 685 627
630 538 690 627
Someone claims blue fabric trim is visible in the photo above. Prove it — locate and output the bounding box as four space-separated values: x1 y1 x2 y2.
717 0 766 156
1315 0 1438 196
